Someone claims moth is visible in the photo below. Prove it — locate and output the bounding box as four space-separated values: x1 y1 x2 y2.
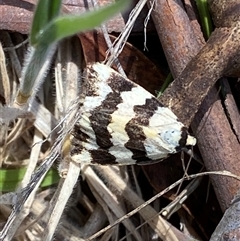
70 63 196 165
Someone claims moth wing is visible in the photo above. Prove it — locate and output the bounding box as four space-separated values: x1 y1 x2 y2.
71 63 196 165
71 111 148 165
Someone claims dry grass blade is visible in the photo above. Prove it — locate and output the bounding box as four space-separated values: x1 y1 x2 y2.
20 129 43 188
1 28 84 234
41 161 81 241
0 43 10 105
105 0 148 66
84 165 180 241
86 170 240 241
83 165 144 241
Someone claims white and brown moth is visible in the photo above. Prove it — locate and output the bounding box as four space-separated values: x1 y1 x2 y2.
70 63 196 165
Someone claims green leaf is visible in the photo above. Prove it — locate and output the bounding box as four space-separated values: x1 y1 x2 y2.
40 168 60 188
0 168 26 182
196 0 213 39
157 73 173 98
31 0 62 45
0 167 59 192
34 0 130 46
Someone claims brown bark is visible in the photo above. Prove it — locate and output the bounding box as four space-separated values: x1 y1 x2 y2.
150 0 240 211
148 0 204 78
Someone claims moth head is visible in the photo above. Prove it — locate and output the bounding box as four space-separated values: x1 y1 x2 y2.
160 127 196 152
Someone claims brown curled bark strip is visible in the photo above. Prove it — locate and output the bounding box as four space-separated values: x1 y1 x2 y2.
148 0 204 78
221 79 240 143
0 0 152 34
149 0 240 211
192 86 240 212
160 24 240 126
0 0 34 34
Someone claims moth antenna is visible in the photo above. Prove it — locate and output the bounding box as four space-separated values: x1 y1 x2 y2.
176 150 193 194
182 147 203 165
